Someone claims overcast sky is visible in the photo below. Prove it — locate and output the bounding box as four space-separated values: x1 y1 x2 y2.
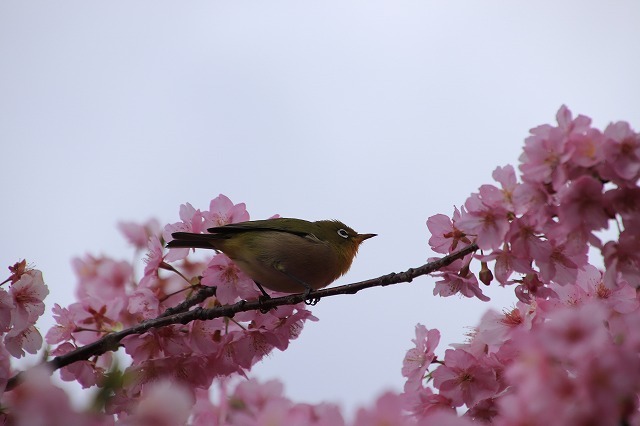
1 0 639 415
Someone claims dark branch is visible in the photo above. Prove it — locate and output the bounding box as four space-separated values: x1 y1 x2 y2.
159 285 217 317
6 243 477 391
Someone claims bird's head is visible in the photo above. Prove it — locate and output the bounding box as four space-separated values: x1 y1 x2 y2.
314 220 376 268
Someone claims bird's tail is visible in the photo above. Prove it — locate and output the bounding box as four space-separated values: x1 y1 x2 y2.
166 232 222 250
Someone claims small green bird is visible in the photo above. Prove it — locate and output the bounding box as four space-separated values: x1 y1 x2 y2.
166 218 376 297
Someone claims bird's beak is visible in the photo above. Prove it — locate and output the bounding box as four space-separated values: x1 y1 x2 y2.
357 233 377 242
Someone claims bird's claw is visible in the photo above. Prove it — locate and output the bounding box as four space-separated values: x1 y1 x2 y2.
303 288 319 306
258 294 276 313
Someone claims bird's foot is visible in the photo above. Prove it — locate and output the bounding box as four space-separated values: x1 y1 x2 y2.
303 288 319 306
257 293 276 314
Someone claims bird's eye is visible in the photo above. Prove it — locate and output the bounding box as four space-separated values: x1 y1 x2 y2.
337 229 349 239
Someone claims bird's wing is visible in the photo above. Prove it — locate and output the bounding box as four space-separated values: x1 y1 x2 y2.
207 219 311 238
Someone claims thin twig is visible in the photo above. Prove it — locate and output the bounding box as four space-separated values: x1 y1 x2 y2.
6 243 477 391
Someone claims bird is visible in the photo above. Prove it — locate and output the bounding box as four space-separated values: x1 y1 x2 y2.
166 217 376 299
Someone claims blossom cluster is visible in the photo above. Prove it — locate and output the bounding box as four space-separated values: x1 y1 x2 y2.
1 195 317 422
407 106 640 423
0 260 49 366
428 106 640 302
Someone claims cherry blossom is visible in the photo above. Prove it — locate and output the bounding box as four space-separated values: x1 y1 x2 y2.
432 257 490 301
8 269 48 332
163 202 206 262
118 218 161 250
402 324 440 392
203 193 250 229
201 254 260 304
431 348 500 408
456 193 510 251
427 207 470 254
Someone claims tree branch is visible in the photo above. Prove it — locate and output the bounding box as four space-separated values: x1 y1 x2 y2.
6 243 478 391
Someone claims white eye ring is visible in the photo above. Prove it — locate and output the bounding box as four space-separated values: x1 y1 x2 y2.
337 229 349 239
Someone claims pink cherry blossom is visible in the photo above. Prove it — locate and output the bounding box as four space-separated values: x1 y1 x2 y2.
519 125 571 190
513 183 555 231
139 235 165 288
353 392 412 426
456 193 509 250
427 207 471 254
534 236 587 286
464 397 499 422
566 128 605 168
0 366 108 425
491 165 520 213
513 273 557 303
288 402 346 426
188 318 226 355
559 105 592 132
551 265 639 315
0 344 10 395
163 202 206 262
494 365 578 426
3 259 29 285
228 379 287 421
538 302 610 360
118 218 161 250
4 325 42 358
489 248 517 284
248 303 317 351
402 324 440 392
504 215 547 261
0 289 14 333
201 254 260 304
496 302 640 425
599 121 640 184
518 105 591 190
603 186 640 221
432 257 490 302
191 388 223 426
419 411 476 426
402 386 455 420
45 303 76 345
122 325 187 363
52 342 104 388
123 380 194 426
432 349 499 407
202 194 250 228
602 231 640 289
457 304 534 358
478 243 532 285
557 175 610 234
123 355 214 400
248 398 293 426
67 297 125 345
431 348 499 408
8 269 48 332
214 307 317 372
72 255 131 304
128 287 160 320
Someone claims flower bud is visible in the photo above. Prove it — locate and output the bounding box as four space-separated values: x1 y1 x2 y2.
479 261 493 286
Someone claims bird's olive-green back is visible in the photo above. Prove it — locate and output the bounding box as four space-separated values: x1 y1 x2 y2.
208 218 363 267
208 218 360 248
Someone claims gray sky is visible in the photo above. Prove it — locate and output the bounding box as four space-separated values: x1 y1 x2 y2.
1 0 639 414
